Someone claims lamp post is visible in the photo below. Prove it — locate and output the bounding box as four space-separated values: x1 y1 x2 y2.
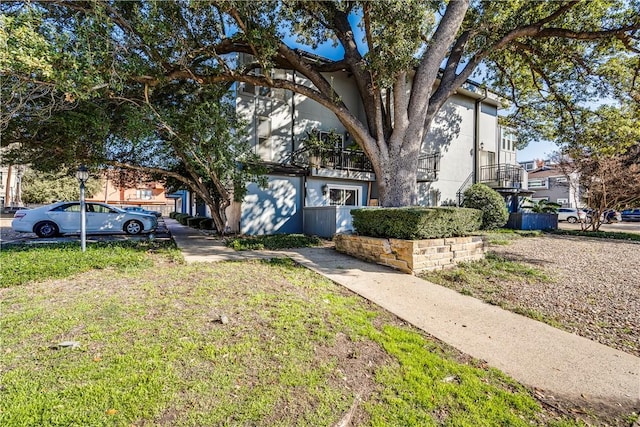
76 165 89 252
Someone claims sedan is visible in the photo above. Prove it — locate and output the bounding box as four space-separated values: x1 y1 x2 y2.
12 201 158 238
557 208 588 223
621 209 640 222
122 205 162 217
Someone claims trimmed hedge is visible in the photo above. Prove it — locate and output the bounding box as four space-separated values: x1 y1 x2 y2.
186 217 207 228
198 218 216 230
351 207 482 239
169 212 178 219
175 213 192 225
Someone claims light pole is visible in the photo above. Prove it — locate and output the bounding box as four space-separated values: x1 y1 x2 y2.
76 165 89 252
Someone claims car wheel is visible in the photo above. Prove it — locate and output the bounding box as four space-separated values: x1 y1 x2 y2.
567 216 577 223
35 221 59 238
124 220 143 235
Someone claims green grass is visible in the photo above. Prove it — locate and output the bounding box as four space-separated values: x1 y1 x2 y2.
0 246 585 426
420 252 561 328
547 229 640 241
0 240 181 288
477 228 543 245
225 233 323 250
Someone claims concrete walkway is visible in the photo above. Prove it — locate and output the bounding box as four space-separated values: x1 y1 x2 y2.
166 219 639 417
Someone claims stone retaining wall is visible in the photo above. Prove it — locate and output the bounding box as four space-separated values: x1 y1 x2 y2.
334 234 486 275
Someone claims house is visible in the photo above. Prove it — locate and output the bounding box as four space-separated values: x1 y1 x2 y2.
523 163 580 208
87 172 175 216
190 53 528 236
1 164 25 210
519 158 552 172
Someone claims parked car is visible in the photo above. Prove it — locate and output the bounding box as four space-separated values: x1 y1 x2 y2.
621 208 640 222
12 201 158 238
122 205 162 217
2 206 29 215
557 208 588 223
601 209 621 223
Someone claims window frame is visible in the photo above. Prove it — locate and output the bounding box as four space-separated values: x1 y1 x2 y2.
326 184 361 207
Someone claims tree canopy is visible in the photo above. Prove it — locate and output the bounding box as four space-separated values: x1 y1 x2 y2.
2 0 638 208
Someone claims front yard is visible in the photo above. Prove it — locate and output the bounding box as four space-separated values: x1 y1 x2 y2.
422 232 640 357
0 242 582 426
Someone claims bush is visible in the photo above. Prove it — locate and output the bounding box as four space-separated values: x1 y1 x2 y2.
225 234 323 251
169 212 178 219
187 217 207 228
198 218 216 230
462 184 508 230
175 213 192 225
351 207 482 239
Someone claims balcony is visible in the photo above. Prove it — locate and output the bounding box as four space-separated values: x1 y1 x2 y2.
417 152 440 182
479 164 523 190
288 147 440 182
289 147 374 173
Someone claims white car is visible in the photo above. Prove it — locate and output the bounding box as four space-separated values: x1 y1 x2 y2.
11 201 158 238
557 208 588 223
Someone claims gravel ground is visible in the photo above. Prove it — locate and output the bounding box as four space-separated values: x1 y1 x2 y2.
490 234 640 357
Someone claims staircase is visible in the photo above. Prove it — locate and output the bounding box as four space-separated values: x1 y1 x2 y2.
455 172 474 206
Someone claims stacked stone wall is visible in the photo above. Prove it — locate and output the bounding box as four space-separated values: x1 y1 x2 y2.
334 235 486 274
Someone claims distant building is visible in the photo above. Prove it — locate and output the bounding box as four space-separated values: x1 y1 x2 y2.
1 165 25 209
88 173 174 216
523 163 580 208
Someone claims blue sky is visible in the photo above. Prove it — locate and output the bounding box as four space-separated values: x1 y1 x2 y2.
517 141 559 162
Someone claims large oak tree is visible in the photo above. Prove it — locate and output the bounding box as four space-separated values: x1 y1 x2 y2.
2 0 639 207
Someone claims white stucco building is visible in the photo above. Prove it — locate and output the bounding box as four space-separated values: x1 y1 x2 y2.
195 53 528 236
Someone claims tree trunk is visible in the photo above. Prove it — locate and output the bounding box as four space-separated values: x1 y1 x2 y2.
374 143 421 207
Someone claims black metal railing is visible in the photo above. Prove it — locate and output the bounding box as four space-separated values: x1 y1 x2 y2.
479 163 523 188
286 147 439 179
417 152 440 182
288 147 374 173
455 172 474 206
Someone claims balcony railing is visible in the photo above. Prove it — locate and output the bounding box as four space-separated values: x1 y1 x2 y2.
479 163 523 188
289 147 374 173
287 147 440 180
417 152 440 182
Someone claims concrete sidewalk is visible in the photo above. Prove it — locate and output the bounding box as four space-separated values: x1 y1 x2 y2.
166 219 639 416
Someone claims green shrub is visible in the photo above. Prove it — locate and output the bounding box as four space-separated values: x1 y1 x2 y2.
169 211 178 219
351 207 482 239
462 184 509 230
176 214 192 225
187 217 207 228
225 234 322 250
198 218 216 230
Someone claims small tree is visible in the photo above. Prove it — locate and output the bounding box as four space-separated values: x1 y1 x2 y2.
22 169 102 204
462 184 508 230
521 199 561 213
561 149 640 231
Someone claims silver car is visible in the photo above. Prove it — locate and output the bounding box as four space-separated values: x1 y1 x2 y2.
11 201 158 238
557 208 587 223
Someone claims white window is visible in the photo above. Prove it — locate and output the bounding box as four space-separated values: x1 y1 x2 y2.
318 130 345 149
257 116 271 147
327 185 361 206
136 189 152 200
555 177 568 183
528 179 548 189
556 198 569 206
